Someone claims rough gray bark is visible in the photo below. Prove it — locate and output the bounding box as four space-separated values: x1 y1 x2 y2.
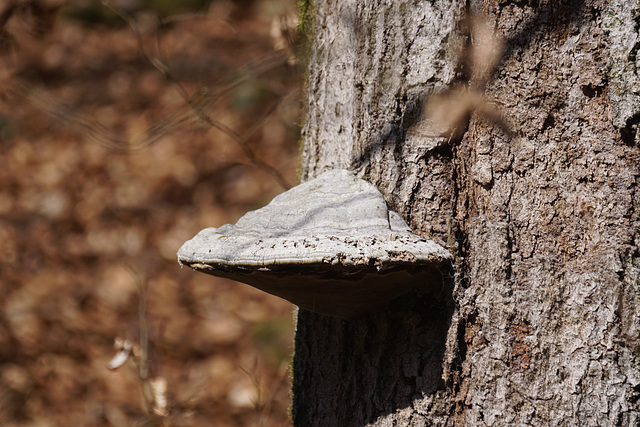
292 0 640 425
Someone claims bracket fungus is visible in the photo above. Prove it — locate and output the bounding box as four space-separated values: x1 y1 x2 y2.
177 169 452 319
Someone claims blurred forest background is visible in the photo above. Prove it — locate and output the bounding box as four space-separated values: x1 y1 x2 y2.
0 0 301 425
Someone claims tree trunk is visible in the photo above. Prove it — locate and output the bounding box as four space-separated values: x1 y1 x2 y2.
292 0 640 425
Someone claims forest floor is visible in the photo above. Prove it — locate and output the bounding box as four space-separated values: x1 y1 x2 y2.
0 1 300 425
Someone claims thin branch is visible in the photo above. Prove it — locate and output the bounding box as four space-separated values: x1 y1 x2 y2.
104 1 292 189
188 93 292 189
9 80 191 153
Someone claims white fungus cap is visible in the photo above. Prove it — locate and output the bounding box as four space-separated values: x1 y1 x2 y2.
178 169 452 319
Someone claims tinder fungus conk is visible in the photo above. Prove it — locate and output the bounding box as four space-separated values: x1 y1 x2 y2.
178 169 452 319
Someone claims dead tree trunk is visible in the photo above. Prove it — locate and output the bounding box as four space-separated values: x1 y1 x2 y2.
292 0 640 425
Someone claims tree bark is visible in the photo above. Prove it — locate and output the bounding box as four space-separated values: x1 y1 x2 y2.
292 0 640 426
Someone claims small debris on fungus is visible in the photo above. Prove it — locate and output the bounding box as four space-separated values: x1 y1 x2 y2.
178 169 452 319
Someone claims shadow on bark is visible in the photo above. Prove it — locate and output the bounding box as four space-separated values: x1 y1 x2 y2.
292 268 455 425
349 91 427 172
